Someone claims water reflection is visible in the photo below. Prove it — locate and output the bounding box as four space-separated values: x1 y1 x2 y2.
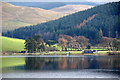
2 56 120 78
25 56 120 70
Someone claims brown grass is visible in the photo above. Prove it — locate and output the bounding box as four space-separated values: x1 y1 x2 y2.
51 5 94 14
2 2 64 32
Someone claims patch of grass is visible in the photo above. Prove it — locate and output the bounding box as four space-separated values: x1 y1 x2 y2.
2 36 25 52
44 51 82 55
2 57 25 68
51 44 62 50
98 51 108 54
91 48 108 51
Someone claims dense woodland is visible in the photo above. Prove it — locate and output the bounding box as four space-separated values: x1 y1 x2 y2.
3 2 120 45
25 35 120 52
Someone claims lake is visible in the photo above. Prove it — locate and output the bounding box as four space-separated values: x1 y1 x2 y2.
2 55 120 78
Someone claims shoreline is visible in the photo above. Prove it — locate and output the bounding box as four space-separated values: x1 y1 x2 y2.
1 51 120 57
0 55 120 58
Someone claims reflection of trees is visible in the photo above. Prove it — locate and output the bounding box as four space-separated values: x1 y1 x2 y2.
88 57 98 69
96 56 120 69
58 58 68 69
25 57 45 70
70 58 79 69
78 57 91 69
25 57 120 70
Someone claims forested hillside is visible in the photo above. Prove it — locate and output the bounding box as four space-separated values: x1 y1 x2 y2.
3 2 120 45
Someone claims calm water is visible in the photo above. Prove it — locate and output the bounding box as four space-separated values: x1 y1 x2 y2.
2 55 120 78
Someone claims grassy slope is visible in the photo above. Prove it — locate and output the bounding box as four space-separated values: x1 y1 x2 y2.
2 36 25 52
2 2 64 32
2 2 94 32
2 20 31 32
50 5 94 14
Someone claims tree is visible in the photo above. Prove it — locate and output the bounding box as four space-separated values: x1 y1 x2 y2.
99 29 103 42
74 36 89 49
46 40 55 47
33 35 41 42
115 31 118 39
86 44 91 49
113 39 120 51
58 38 68 51
96 37 113 47
71 41 79 50
24 37 36 53
58 35 77 51
40 42 46 52
24 35 45 53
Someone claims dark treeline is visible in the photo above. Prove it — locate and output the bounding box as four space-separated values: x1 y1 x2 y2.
3 2 120 45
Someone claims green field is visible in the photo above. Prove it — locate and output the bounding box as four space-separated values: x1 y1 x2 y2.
1 36 25 52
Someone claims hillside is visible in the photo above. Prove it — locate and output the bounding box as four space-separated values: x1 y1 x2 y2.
1 36 25 52
9 2 98 10
2 2 95 32
50 5 94 14
2 2 64 32
3 2 120 45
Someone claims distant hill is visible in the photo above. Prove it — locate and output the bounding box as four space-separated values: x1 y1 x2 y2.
3 2 120 45
1 36 25 52
50 5 94 14
9 2 98 10
2 2 64 32
2 2 95 32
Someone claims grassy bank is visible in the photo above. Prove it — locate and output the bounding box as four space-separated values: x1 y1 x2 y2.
1 36 25 52
42 51 110 55
3 51 120 56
